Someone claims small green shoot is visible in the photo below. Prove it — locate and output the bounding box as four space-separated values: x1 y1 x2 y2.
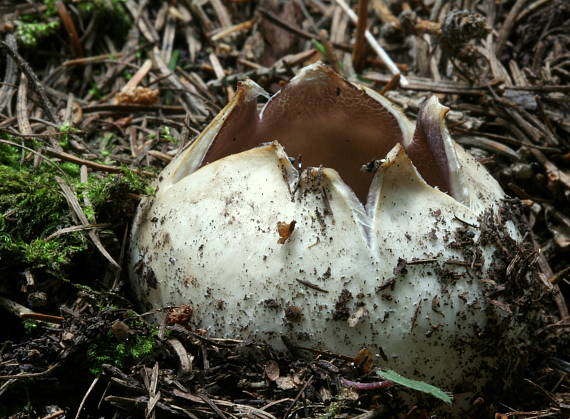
311 40 327 57
58 122 80 148
59 122 79 134
376 369 453 404
160 126 178 144
88 84 103 99
23 320 39 334
167 49 180 72
309 40 345 72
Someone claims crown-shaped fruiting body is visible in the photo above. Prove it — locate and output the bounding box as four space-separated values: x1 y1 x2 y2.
130 63 520 412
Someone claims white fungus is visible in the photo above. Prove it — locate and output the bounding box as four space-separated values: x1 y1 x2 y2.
129 63 523 409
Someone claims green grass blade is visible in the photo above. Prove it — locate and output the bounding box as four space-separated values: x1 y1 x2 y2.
311 40 327 57
376 369 453 404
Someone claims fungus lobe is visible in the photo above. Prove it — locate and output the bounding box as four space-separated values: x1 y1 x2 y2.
202 64 456 202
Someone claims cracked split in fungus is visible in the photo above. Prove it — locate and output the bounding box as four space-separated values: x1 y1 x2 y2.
130 63 529 409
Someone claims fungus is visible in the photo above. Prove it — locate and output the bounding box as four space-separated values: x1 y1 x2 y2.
129 63 524 412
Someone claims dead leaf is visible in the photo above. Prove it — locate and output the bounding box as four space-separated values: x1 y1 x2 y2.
277 220 296 244
347 306 368 327
292 374 304 386
115 87 159 105
275 376 296 390
166 304 193 326
111 320 130 341
338 386 359 401
354 348 375 374
114 115 133 129
265 360 280 381
319 387 332 402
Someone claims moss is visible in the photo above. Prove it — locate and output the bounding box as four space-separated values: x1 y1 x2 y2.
58 123 81 149
0 166 68 235
81 167 153 221
130 334 155 359
16 0 131 48
24 238 85 268
0 140 151 280
87 320 158 375
0 142 23 167
318 402 340 419
16 20 60 47
74 0 129 16
0 149 87 275
60 162 81 177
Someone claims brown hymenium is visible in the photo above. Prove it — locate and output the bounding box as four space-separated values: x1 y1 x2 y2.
204 65 454 202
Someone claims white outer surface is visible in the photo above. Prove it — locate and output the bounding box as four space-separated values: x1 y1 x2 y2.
131 145 508 394
130 65 514 401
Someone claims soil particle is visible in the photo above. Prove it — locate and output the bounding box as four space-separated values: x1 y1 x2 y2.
332 289 353 321
393 258 408 276
285 305 303 322
143 267 158 289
